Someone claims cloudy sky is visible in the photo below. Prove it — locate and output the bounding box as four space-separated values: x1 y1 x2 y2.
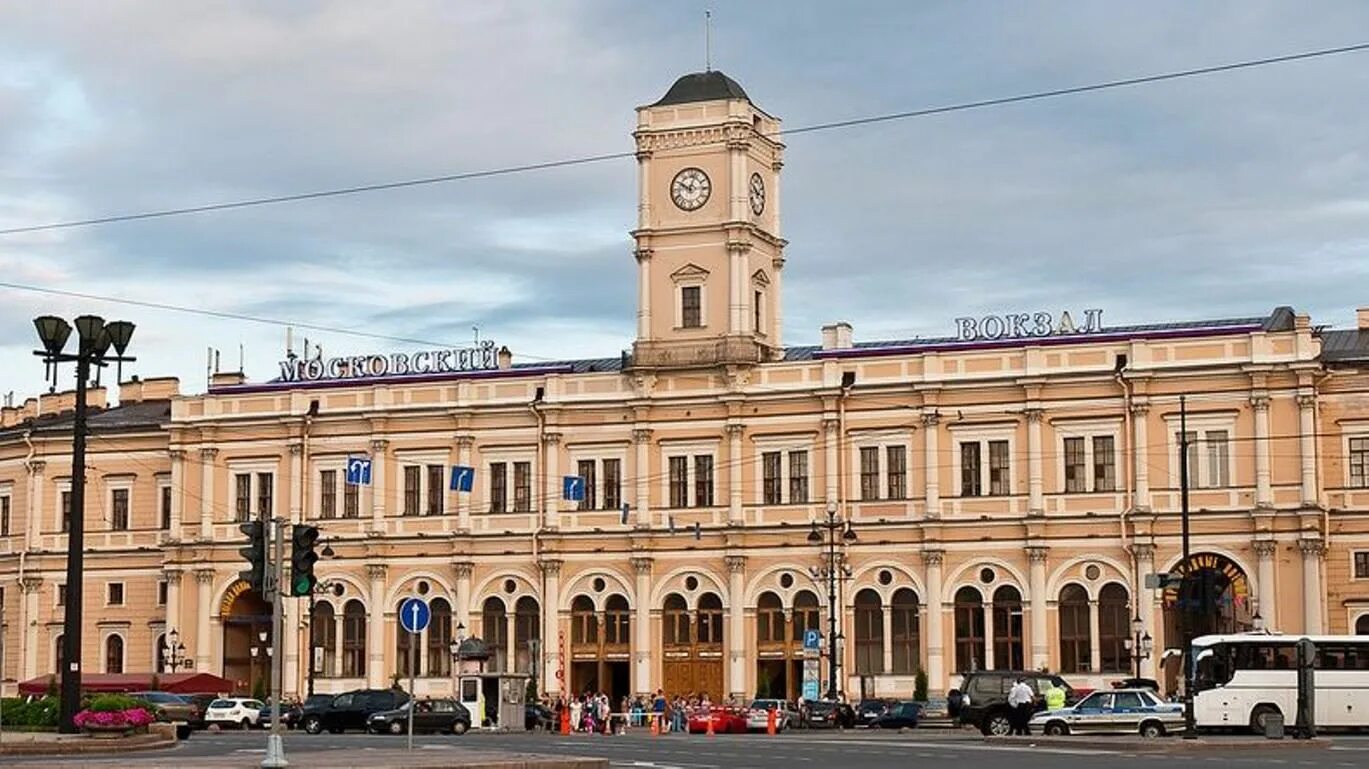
2 1 1368 401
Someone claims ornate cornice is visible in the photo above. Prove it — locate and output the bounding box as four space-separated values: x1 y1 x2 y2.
199 448 218 461
370 439 390 453
540 559 564 578
1025 546 1050 563
1253 540 1278 558
453 562 474 579
632 428 653 444
162 569 183 586
920 550 944 567
1298 538 1325 558
1132 543 1155 561
631 557 654 576
194 569 216 585
725 555 746 574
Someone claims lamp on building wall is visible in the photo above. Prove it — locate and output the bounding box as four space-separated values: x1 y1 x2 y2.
808 501 856 701
33 314 136 733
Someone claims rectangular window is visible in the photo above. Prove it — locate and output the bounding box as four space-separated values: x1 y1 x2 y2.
762 452 782 505
426 465 444 515
681 286 702 328
960 443 982 497
513 462 532 512
489 463 507 513
669 456 689 508
886 446 906 500
603 459 621 510
694 455 714 507
860 447 880 501
577 460 596 511
319 470 337 519
57 584 67 607
110 488 129 531
1 495 9 536
789 450 809 503
159 486 172 530
1093 436 1116 492
1177 431 1198 488
234 474 251 522
157 580 168 606
1355 552 1369 580
988 440 1010 496
256 473 273 518
1352 438 1369 489
1063 437 1086 493
343 479 359 518
61 490 72 532
403 466 421 516
754 290 763 334
107 583 124 606
1206 430 1230 488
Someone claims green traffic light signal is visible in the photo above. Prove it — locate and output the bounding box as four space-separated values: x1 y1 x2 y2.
290 524 321 597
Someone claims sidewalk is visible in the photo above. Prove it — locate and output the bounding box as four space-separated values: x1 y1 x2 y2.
984 735 1333 752
17 746 608 769
0 729 175 756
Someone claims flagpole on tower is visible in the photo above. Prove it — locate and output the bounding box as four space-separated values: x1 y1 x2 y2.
705 10 712 72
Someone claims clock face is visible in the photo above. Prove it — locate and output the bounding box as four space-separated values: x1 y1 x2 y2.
749 172 766 215
671 167 711 211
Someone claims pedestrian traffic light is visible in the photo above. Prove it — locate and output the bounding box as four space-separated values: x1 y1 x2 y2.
238 520 266 593
290 524 320 597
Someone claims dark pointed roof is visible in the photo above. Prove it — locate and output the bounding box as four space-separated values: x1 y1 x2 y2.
653 70 750 106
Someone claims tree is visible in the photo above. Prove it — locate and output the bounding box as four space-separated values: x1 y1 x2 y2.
914 669 928 702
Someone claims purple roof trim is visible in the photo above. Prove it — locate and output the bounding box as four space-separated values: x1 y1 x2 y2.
208 364 575 395
812 324 1264 360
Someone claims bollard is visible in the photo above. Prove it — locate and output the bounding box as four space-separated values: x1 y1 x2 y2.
767 708 777 736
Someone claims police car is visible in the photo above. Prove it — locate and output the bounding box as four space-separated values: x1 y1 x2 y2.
1030 688 1183 737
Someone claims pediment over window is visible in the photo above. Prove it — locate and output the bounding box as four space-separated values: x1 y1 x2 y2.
751 269 770 287
670 263 710 283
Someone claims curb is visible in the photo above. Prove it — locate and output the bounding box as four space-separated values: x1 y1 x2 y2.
0 733 177 756
983 736 1333 752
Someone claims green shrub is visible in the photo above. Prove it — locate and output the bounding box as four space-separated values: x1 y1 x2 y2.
1 696 61 727
914 670 929 702
88 693 145 713
45 675 59 698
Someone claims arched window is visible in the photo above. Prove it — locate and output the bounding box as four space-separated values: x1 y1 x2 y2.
697 593 724 646
514 596 540 674
604 595 630 646
891 588 920 674
757 592 784 644
428 598 452 677
1358 614 1369 636
663 594 690 645
854 589 884 675
954 587 985 673
792 591 820 643
342 599 367 677
396 598 417 677
482 597 508 672
1098 583 1130 674
105 634 124 674
311 602 337 677
1058 585 1090 673
155 633 167 673
992 585 1024 671
571 596 597 645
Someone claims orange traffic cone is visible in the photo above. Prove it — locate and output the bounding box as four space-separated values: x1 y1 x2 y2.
651 714 659 736
706 709 715 736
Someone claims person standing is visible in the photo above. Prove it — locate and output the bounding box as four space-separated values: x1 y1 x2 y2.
1007 677 1035 736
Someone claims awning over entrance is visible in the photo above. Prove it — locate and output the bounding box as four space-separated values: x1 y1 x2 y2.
18 672 235 696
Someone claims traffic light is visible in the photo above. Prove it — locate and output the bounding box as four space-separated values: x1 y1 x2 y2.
238 520 266 593
290 524 320 597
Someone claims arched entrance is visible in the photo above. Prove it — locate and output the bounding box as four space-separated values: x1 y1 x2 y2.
755 590 819 700
1162 552 1253 643
661 592 724 701
221 580 272 695
569 594 630 700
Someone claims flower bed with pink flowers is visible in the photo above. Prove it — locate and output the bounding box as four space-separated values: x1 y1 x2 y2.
72 694 156 737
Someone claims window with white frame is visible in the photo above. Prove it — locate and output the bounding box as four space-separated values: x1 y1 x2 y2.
108 483 131 531
107 582 124 606
1349 436 1369 489
397 453 447 516
227 461 278 522
320 469 338 519
315 460 364 519
1352 551 1369 580
1054 420 1121 494
753 436 813 506
852 437 909 501
157 477 172 530
157 579 168 606
950 424 1016 498
0 487 11 536
662 441 720 508
671 263 709 329
1165 413 1236 490
485 448 536 514
56 480 72 533
569 452 626 511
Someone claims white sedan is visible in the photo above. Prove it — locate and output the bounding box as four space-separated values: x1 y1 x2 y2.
1031 688 1183 738
205 698 266 730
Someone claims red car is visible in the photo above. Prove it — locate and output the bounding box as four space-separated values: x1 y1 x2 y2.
687 707 748 734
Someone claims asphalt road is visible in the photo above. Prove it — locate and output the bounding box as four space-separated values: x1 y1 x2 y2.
8 728 1369 768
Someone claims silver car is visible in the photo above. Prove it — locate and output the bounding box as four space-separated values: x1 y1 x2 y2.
745 699 796 731
1030 688 1183 738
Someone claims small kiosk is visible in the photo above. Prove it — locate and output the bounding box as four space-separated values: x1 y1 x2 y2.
450 636 531 731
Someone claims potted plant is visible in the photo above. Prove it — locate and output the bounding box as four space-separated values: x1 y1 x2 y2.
73 694 155 738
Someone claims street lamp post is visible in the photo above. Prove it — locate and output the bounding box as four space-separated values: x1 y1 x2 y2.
33 315 136 733
808 501 856 701
161 629 191 673
449 623 468 705
1125 615 1152 680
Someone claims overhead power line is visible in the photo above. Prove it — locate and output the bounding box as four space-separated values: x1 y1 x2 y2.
1 41 1367 237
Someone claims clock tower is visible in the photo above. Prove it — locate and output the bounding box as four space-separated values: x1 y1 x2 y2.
631 71 786 369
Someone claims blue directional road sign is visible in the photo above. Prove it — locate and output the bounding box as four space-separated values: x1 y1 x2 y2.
450 465 474 493
345 456 372 486
398 597 431 635
803 629 822 652
562 475 585 502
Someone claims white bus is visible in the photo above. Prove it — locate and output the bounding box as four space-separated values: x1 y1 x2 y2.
1191 633 1369 732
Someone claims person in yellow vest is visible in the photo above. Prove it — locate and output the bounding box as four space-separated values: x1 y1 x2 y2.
1045 682 1066 712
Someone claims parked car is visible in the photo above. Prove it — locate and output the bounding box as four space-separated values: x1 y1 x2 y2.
367 698 471 736
301 688 409 735
1031 688 1183 738
855 698 894 727
525 702 554 731
745 698 796 731
129 691 200 725
951 671 1078 736
185 694 220 730
866 700 921 729
205 698 265 730
801 700 856 729
687 707 749 734
257 697 310 730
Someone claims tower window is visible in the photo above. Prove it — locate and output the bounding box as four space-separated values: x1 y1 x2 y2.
754 290 764 334
681 286 702 328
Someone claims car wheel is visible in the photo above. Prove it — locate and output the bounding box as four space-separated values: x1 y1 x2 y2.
303 716 323 735
452 720 469 736
1250 704 1281 735
1139 721 1165 739
388 720 405 735
985 712 1012 737
241 718 252 731
1044 721 1068 737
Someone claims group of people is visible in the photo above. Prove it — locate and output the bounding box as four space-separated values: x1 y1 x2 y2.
543 689 747 734
1005 676 1067 735
549 692 618 734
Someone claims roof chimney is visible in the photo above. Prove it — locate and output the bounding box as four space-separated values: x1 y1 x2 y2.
211 371 247 388
1358 307 1369 330
821 322 854 351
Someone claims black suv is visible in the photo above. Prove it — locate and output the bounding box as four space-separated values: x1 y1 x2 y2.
950 671 1077 736
301 689 410 734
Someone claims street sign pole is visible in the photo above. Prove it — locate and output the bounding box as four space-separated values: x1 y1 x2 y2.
397 597 430 751
262 518 288 768
408 629 416 752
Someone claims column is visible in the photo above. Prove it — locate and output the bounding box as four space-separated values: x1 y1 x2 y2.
168 451 185 535
456 435 474 531
633 428 652 528
922 550 944 692
288 442 304 523
881 604 894 675
727 423 744 525
635 248 652 340
633 557 654 696
195 569 215 669
370 439 388 526
25 460 45 550
1251 395 1273 508
543 433 561 530
1297 393 1318 506
1254 540 1277 631
199 448 218 539
20 577 43 679
1026 409 1044 515
922 412 940 518
728 244 744 335
983 601 995 671
540 559 562 695
1131 403 1150 509
163 569 182 647
725 555 746 700
823 415 839 507
1088 599 1102 674
454 562 473 630
367 564 387 688
1300 539 1324 634
1026 546 1049 670
1133 544 1157 678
